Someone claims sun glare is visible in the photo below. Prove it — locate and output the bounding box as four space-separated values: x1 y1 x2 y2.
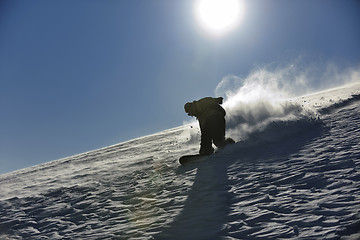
195 0 245 35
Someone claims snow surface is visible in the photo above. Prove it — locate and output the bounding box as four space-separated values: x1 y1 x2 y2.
1 83 360 240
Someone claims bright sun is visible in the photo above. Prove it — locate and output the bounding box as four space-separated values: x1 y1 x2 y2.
195 0 245 35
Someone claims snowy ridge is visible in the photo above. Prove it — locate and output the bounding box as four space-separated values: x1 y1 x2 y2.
318 94 360 115
1 83 360 239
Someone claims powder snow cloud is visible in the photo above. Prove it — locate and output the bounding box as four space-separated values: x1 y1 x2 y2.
216 61 360 141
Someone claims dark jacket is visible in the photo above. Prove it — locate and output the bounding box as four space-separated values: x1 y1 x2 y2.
185 97 226 128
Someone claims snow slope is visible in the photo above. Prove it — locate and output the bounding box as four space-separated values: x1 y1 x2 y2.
1 83 360 240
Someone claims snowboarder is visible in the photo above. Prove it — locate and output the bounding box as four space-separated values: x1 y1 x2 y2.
184 97 234 155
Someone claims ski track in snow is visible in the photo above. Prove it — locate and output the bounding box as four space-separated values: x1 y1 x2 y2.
1 83 360 239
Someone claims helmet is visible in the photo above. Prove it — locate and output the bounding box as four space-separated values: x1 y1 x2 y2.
184 102 194 116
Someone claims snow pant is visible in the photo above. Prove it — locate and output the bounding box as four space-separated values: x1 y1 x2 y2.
199 114 226 155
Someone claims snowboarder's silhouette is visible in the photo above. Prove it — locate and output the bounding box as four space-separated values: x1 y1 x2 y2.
184 97 234 155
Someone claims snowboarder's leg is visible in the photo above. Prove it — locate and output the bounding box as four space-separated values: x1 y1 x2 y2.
212 116 226 149
211 116 235 149
200 130 214 155
200 114 232 155
199 118 215 155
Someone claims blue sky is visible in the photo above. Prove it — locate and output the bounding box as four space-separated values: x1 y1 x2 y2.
1 0 360 174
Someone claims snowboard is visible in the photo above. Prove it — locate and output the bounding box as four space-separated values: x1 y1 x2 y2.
179 154 210 165
179 138 235 165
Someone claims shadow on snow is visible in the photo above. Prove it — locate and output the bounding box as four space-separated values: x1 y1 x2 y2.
155 119 326 240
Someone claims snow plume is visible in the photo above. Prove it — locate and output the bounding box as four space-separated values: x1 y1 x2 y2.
219 76 312 142
215 61 356 142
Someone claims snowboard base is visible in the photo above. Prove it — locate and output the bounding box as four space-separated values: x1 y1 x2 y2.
179 138 235 165
179 154 210 165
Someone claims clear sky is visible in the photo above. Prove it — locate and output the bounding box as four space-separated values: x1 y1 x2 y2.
1 0 360 174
